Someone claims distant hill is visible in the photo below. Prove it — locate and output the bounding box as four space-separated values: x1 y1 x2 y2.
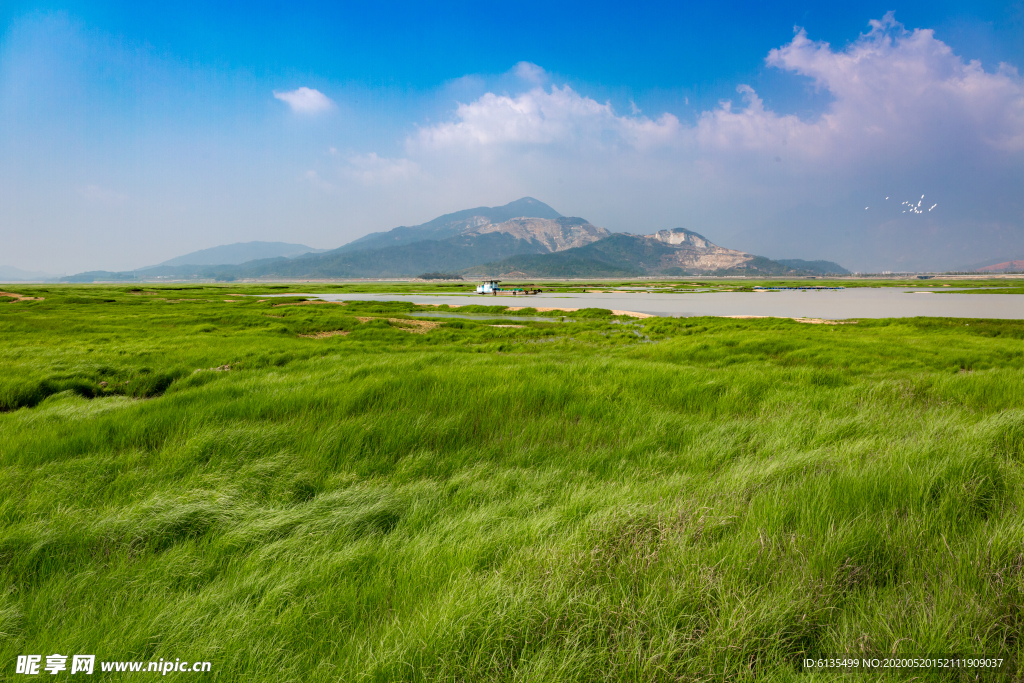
0 265 56 282
977 260 1024 272
231 216 609 278
337 197 562 253
774 259 851 275
957 255 1024 272
464 233 675 278
150 241 325 268
60 199 848 281
61 200 604 281
465 229 839 278
62 271 140 283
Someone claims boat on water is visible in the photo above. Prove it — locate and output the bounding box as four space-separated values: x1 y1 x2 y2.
475 280 541 296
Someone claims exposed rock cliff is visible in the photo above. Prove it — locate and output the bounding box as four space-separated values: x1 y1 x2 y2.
471 217 610 252
644 228 755 271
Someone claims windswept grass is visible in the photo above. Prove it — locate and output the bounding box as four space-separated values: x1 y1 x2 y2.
1 285 1022 681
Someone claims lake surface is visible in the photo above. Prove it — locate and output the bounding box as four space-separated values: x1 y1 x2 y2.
291 289 1024 319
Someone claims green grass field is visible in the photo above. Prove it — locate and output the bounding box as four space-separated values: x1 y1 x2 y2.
2 285 1023 681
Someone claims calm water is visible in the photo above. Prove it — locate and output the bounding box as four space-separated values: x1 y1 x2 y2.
278 289 1024 319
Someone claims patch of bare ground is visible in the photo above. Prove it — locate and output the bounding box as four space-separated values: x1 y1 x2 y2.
0 291 44 302
298 330 349 339
723 315 857 325
490 324 525 328
505 305 652 318
421 303 649 318
507 306 579 314
127 290 160 295
193 364 232 373
272 301 348 308
794 318 858 325
356 317 438 333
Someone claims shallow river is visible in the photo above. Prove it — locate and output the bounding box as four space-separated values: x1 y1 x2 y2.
300 288 1024 320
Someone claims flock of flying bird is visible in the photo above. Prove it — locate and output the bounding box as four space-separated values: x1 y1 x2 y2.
864 196 938 214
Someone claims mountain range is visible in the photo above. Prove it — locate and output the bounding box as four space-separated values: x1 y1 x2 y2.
977 260 1024 272
957 256 1024 273
150 241 326 267
336 197 563 253
56 198 851 281
463 229 820 278
0 265 56 281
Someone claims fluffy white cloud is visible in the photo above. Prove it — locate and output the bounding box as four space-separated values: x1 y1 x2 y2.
767 14 1024 152
513 61 547 84
414 13 1024 162
273 87 334 114
413 85 682 150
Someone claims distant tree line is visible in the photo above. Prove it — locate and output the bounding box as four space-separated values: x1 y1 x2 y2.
417 272 463 280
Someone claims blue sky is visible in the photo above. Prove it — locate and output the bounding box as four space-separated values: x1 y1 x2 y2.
2 1 1023 273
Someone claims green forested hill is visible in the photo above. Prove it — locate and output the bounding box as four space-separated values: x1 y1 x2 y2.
336 196 563 253
463 233 664 276
467 234 828 277
775 259 851 275
58 196 848 281
235 231 552 278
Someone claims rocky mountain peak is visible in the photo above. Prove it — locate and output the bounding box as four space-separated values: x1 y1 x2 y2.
645 228 715 249
469 217 610 253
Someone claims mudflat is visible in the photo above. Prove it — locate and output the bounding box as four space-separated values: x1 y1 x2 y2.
303 286 1024 319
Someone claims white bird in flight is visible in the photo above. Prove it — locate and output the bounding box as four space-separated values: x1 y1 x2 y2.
895 196 934 214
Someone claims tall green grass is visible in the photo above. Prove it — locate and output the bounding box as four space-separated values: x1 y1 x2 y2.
1 286 1022 681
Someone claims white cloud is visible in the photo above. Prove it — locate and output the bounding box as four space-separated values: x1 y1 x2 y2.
758 12 1024 153
513 61 547 84
273 87 334 114
413 13 1024 162
412 85 681 150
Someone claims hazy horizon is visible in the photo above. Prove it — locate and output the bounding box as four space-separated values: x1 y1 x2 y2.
2 1 1022 274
